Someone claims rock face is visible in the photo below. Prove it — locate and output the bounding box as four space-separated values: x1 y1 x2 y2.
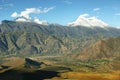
24 58 44 68
0 31 71 55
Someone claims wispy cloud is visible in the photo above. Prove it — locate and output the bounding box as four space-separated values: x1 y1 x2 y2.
1 0 7 3
63 0 72 4
79 13 89 17
6 3 14 7
41 7 55 13
0 7 3 10
0 3 14 10
93 8 100 12
11 7 55 19
115 13 120 16
11 7 55 25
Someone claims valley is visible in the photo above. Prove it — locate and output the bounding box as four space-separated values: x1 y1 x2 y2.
0 0 120 79
0 20 120 80
0 54 120 80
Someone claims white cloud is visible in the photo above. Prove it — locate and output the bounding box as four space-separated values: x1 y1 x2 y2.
41 7 55 13
11 12 18 17
115 13 120 16
93 8 100 12
11 8 40 19
63 0 72 4
20 8 41 19
11 7 54 25
79 13 89 17
11 7 55 19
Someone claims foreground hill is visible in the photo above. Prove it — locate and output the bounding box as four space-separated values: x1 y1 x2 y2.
75 37 120 61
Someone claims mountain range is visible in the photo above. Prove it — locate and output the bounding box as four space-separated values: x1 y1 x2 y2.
0 19 120 56
0 18 120 80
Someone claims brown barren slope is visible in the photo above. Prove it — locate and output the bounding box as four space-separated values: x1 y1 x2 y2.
75 37 120 61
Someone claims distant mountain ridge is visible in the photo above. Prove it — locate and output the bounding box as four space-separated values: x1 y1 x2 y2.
0 20 120 36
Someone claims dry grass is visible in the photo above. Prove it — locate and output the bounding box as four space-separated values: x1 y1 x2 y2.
2 57 25 67
0 57 25 73
51 71 120 80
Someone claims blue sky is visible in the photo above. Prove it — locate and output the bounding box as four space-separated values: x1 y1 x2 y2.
0 0 120 27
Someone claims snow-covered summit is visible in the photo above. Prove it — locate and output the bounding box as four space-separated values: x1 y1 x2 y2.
68 14 108 28
15 16 31 22
14 16 48 25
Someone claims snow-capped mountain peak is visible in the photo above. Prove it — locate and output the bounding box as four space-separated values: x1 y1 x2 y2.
68 14 109 28
15 16 31 22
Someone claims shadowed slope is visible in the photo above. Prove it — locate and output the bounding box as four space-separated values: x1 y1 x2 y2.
0 69 58 80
